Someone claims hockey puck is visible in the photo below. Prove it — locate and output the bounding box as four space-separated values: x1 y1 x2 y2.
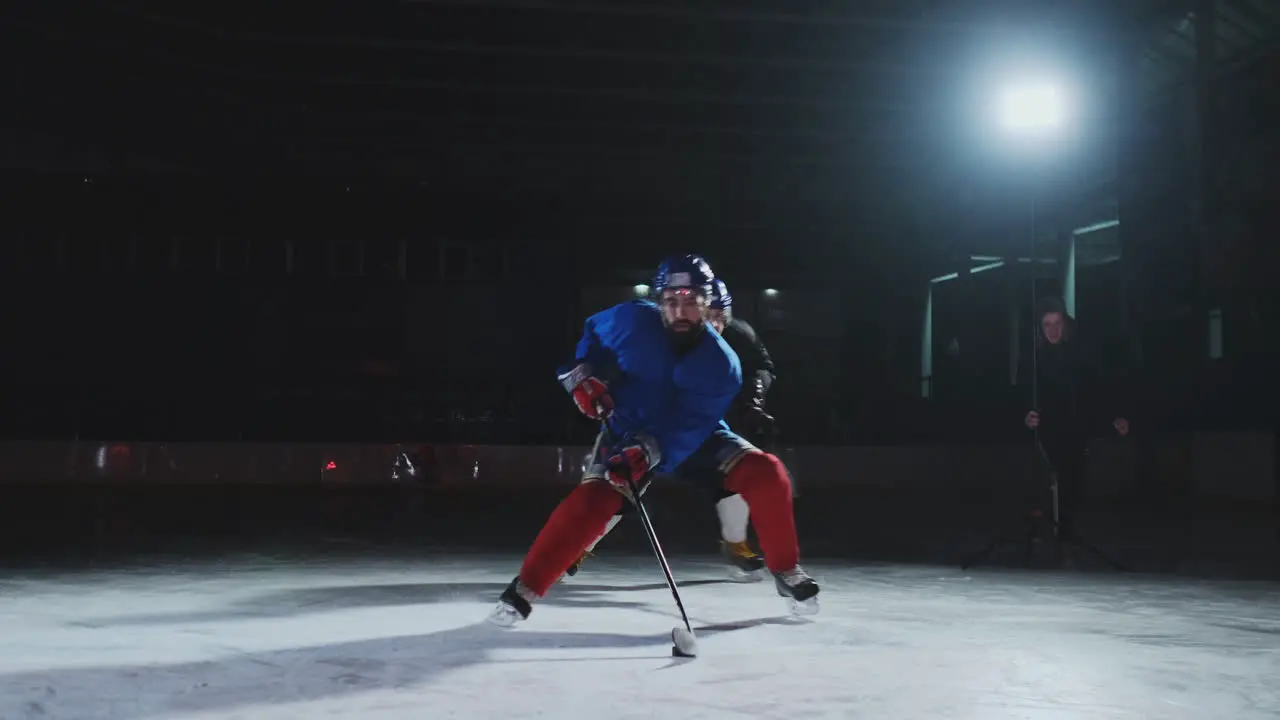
672 645 695 658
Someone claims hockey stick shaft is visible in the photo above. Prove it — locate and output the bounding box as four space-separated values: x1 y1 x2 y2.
601 422 695 635
629 478 695 634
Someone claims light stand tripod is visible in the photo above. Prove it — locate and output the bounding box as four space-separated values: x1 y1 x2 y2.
1043 439 1127 570
962 426 1127 571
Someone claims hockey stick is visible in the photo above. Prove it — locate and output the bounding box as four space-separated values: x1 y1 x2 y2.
600 421 699 657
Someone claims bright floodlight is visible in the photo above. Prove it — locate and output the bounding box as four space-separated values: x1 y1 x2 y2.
633 284 650 297
997 83 1064 130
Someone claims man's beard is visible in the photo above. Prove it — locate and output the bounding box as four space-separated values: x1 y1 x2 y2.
667 322 703 354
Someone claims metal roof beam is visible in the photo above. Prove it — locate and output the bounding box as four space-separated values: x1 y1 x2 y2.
401 0 1050 34
242 110 903 141
200 68 914 109
298 140 921 169
97 8 943 76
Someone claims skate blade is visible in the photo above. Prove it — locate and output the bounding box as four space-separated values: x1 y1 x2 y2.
485 601 524 628
727 567 766 583
787 596 819 616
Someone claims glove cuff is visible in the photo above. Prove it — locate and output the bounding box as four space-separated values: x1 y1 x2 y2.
557 362 594 393
630 432 662 471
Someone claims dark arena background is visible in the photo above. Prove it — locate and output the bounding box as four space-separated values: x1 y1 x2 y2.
2 2 1279 718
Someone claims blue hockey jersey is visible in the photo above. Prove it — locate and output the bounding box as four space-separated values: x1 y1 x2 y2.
568 300 742 472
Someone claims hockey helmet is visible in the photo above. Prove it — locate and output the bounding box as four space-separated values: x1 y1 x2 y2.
709 279 733 312
652 254 715 298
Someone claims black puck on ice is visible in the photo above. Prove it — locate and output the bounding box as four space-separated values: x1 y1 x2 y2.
672 645 695 658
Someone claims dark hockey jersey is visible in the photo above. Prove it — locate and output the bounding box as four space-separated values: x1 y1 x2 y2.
719 317 775 407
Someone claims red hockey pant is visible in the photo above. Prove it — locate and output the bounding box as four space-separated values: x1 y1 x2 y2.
517 451 800 597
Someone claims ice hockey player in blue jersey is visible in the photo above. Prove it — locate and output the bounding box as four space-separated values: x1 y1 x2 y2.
490 255 819 625
566 277 770 581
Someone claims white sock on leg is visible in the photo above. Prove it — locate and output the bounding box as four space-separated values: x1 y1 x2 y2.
716 495 750 544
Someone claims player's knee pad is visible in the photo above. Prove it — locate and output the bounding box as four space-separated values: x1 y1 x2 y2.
723 451 790 497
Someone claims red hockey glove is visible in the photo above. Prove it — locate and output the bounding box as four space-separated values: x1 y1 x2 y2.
557 363 614 420
604 433 661 496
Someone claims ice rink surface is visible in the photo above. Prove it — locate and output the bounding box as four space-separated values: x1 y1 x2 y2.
2 552 1278 720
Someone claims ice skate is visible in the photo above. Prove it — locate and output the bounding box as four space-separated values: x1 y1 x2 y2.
486 576 535 627
773 565 819 615
721 540 766 582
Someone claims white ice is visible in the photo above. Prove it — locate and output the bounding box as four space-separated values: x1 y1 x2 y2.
2 553 1278 719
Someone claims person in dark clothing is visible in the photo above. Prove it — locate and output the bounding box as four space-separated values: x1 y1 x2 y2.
707 279 778 449
702 278 776 578
1022 296 1130 546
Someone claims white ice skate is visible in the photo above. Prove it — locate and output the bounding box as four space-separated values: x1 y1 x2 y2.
486 576 535 627
773 566 820 616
